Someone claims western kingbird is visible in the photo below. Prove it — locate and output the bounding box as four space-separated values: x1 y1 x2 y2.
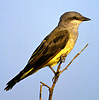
4 11 90 91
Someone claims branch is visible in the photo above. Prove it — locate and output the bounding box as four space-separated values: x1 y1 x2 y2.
60 43 88 74
49 66 56 74
48 60 62 100
39 84 42 100
40 81 50 89
39 43 88 100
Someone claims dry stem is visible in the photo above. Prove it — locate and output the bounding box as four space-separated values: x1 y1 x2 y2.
39 85 42 100
39 44 88 100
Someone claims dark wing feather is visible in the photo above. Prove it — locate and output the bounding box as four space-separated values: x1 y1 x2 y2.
22 30 69 78
4 30 70 91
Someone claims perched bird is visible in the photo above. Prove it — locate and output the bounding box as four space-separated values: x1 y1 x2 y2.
4 11 90 91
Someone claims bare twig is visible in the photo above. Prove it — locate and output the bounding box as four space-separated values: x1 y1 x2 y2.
40 81 50 89
57 61 62 72
49 60 62 100
39 84 42 100
39 43 88 100
60 43 88 74
49 66 56 74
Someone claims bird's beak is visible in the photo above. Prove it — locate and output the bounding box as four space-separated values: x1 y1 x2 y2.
81 17 91 21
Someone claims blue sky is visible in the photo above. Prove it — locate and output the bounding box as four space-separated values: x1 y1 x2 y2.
0 0 99 100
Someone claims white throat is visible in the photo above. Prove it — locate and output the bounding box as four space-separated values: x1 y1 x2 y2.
70 20 82 29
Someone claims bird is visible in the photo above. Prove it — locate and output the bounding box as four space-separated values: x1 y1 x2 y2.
4 11 90 91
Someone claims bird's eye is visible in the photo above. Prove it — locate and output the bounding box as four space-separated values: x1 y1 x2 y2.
73 16 76 19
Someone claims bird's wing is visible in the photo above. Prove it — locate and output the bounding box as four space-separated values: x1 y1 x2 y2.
21 30 69 78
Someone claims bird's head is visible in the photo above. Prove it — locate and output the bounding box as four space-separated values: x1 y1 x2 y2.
58 11 91 29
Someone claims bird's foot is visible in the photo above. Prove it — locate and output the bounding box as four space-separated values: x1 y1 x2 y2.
60 53 67 63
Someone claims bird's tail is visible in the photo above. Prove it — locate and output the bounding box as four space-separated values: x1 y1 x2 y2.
4 64 36 91
4 71 23 91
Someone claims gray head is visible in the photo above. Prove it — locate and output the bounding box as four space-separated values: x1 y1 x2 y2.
58 11 91 29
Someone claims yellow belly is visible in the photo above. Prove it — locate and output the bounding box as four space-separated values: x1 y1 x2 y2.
45 38 76 67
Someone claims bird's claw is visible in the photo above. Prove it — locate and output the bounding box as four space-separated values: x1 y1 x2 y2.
60 53 67 63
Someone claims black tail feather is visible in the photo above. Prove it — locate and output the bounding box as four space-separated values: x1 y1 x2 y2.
4 71 23 91
4 80 16 91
